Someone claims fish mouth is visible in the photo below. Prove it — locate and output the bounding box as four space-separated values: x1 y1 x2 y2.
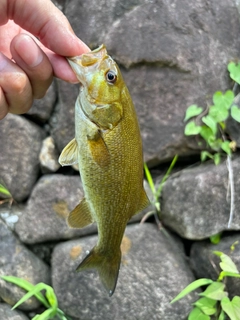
67 44 108 85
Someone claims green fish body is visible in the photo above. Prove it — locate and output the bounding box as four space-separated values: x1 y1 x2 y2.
59 45 149 296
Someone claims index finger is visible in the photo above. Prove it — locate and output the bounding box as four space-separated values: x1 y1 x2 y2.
0 0 89 57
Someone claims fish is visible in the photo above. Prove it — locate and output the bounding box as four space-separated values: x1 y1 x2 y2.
59 45 150 296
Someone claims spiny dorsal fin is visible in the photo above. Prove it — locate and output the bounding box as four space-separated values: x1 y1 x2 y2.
68 198 94 228
87 131 110 168
59 138 78 166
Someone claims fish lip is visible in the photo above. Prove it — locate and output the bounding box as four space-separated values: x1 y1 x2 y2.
67 57 86 85
67 44 108 85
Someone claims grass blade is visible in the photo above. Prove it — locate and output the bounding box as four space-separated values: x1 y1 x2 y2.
1 276 49 308
171 278 213 304
144 163 156 195
0 183 11 197
156 155 178 198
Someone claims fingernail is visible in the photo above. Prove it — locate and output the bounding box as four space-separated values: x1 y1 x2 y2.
14 35 43 68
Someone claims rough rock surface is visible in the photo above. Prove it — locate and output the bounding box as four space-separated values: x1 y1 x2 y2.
0 114 44 202
52 223 196 320
190 233 240 298
161 157 240 239
61 0 240 165
0 303 29 320
0 220 50 310
50 80 78 154
39 136 61 173
15 174 96 244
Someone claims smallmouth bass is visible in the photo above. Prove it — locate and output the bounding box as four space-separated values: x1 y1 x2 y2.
59 45 150 296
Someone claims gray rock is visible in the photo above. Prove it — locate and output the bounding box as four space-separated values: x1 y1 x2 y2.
26 81 56 123
15 174 97 244
0 303 29 320
52 223 196 320
0 204 24 230
0 114 44 202
190 233 240 298
39 136 61 173
0 219 50 310
62 0 240 165
49 79 78 154
161 156 240 240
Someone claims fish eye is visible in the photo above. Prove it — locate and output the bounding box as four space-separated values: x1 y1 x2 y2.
106 70 117 84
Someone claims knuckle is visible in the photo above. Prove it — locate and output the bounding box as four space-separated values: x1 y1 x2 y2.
11 72 29 94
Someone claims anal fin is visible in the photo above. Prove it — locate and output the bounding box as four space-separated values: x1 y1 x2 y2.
68 198 94 228
59 138 78 166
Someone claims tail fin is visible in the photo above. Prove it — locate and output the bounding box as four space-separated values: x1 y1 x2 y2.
76 246 121 297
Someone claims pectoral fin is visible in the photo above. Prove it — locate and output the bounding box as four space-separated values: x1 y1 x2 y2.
132 189 150 217
68 198 94 228
87 131 110 168
59 138 78 166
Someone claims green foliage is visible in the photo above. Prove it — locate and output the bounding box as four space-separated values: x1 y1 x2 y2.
210 233 222 245
0 182 13 206
171 251 240 320
184 62 240 165
143 155 178 222
0 183 11 197
1 276 72 320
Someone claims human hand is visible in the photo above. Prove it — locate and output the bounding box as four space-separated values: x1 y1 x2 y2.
0 0 90 120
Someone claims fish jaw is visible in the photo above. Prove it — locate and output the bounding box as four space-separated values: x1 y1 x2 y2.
67 45 121 105
67 44 108 87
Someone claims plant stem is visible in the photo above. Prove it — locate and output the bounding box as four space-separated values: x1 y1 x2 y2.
227 155 234 228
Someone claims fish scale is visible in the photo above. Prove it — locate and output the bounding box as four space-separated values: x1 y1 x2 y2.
59 45 150 296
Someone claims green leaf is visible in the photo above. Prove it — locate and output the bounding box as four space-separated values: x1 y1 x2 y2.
210 233 222 244
188 307 211 320
213 90 234 110
199 282 227 300
185 121 202 136
228 62 240 84
194 297 217 315
201 151 213 162
45 285 58 310
218 271 240 281
213 251 239 273
200 126 215 145
32 308 55 320
209 139 223 152
213 153 221 165
184 105 203 122
0 276 49 308
171 279 213 304
0 184 11 197
209 105 229 122
221 296 240 320
231 105 240 123
144 163 156 196
221 141 232 156
202 115 217 135
218 310 225 320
